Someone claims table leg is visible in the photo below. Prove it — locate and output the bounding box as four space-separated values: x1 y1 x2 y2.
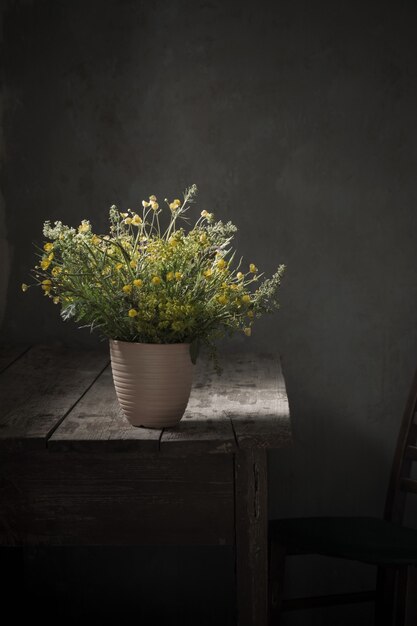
234 448 268 626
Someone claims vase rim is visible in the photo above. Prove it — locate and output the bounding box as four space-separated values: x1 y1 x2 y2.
110 339 191 347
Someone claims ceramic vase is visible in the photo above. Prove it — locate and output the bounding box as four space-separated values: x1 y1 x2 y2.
110 340 194 428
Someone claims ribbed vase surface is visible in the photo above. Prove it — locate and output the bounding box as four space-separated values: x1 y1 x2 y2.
109 340 194 428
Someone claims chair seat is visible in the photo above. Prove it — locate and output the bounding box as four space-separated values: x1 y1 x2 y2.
269 517 417 566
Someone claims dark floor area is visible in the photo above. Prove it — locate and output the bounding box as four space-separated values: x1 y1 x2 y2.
4 546 235 625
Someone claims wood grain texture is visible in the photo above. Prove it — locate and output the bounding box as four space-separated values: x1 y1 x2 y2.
0 345 109 447
235 449 268 626
0 344 290 626
404 565 417 625
0 451 234 547
384 367 417 524
400 478 417 494
195 353 291 449
160 357 237 455
49 366 161 453
0 345 31 374
50 351 290 453
405 445 417 460
162 353 290 452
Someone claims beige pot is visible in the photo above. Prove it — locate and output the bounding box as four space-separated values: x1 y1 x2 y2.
109 340 194 428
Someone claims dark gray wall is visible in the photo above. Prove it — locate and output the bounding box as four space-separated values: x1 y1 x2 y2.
2 1 417 624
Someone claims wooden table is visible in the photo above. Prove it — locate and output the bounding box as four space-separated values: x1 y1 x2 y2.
0 345 291 625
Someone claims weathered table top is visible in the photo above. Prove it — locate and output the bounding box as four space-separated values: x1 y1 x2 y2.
0 344 291 454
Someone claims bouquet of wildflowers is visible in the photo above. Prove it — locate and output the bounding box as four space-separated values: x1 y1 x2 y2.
22 184 285 366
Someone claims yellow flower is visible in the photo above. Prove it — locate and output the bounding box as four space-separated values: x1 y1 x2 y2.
237 272 244 280
244 327 252 337
199 233 207 244
122 284 132 294
169 237 178 247
166 271 174 281
132 214 142 226
249 263 258 273
42 279 52 285
48 252 54 261
151 276 161 285
149 195 157 202
21 283 28 292
216 258 227 270
201 210 209 218
53 296 60 304
218 294 228 305
247 310 254 318
133 279 143 288
242 294 251 304
204 268 213 278
169 198 181 211
78 222 90 234
175 271 182 280
91 235 101 245
41 279 52 292
115 263 123 271
142 200 150 208
51 266 62 276
124 217 132 225
128 308 138 317
150 201 159 211
40 259 51 270
130 260 137 268
44 243 54 252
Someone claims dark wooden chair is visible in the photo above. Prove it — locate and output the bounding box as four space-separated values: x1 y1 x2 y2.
268 365 417 625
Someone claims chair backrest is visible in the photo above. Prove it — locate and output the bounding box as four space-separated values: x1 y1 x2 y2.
384 366 417 524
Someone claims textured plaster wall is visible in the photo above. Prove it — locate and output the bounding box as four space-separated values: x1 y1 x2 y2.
2 1 417 624
0 7 10 329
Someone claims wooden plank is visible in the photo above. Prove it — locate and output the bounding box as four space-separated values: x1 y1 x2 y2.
160 357 237 455
235 448 268 626
222 354 291 449
49 367 161 453
404 565 417 625
409 423 417 443
283 591 376 610
0 345 109 447
375 566 396 626
268 541 287 620
396 565 417 626
385 366 417 522
0 451 234 546
405 445 417 461
161 353 290 452
400 478 417 494
0 345 31 374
